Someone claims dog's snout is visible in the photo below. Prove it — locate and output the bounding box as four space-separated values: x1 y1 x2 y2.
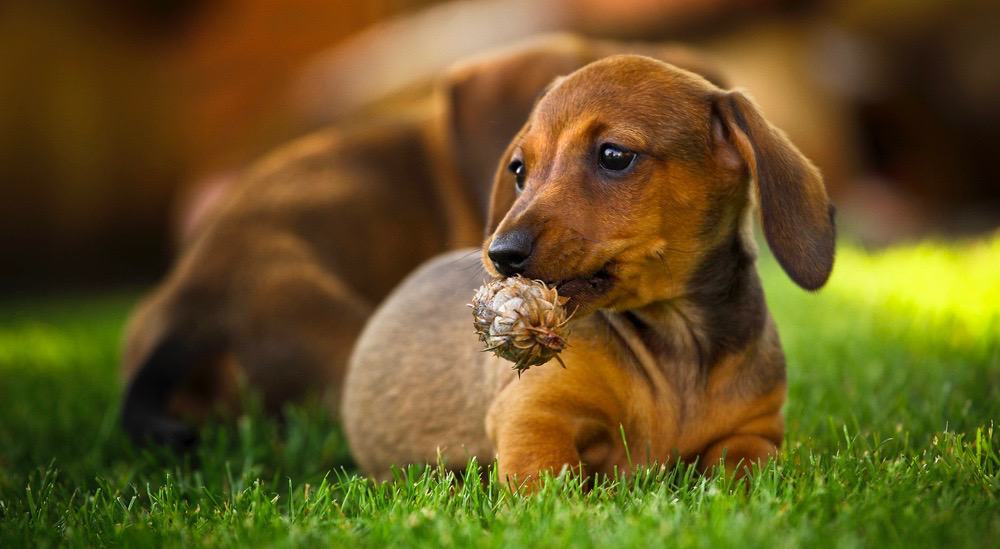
488 230 533 277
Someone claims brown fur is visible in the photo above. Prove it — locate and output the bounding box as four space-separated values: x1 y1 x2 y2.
342 55 834 485
119 34 724 448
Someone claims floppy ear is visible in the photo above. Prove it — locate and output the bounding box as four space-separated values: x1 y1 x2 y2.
439 36 594 223
713 90 836 290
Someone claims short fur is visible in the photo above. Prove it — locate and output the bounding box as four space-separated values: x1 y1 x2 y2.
343 55 835 484
120 35 724 448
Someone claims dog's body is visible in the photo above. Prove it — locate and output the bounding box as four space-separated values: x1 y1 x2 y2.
120 35 724 448
343 55 834 483
345 247 784 479
120 115 466 446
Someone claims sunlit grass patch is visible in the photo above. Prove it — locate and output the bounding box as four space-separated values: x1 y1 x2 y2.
827 234 1000 338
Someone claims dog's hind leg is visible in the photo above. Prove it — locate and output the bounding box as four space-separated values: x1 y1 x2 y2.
121 232 373 448
229 241 373 417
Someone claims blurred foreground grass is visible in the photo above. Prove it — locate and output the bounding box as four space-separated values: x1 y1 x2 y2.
0 235 998 547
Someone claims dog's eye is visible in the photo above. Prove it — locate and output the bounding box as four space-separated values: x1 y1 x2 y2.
508 159 526 191
598 143 637 172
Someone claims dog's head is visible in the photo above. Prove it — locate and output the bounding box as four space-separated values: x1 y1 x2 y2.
439 34 728 219
482 55 835 315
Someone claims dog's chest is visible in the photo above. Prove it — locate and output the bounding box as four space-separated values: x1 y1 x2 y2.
604 310 760 462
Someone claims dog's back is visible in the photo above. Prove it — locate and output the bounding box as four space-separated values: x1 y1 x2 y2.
342 249 507 477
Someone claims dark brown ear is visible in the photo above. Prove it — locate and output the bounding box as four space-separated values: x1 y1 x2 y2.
714 90 836 290
440 35 595 222
482 130 527 237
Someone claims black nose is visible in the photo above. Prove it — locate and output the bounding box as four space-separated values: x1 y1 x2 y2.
488 230 533 277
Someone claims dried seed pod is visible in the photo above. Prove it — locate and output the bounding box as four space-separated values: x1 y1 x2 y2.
470 276 571 374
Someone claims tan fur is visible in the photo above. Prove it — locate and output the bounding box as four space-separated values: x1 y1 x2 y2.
120 34 725 447
343 55 834 486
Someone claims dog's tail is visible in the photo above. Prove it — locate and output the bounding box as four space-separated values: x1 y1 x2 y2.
120 292 226 450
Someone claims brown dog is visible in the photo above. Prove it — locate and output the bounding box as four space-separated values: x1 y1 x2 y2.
119 35 724 448
342 54 834 483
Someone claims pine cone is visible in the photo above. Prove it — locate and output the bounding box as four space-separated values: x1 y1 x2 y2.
470 276 571 374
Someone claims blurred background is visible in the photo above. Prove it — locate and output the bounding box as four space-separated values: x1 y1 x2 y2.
2 0 998 293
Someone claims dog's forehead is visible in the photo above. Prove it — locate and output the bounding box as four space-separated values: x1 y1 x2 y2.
553 57 703 106
531 55 712 146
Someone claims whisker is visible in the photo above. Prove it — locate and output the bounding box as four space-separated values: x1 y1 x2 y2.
446 249 483 265
463 264 490 287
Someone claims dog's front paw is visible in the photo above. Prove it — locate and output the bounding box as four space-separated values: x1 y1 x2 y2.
699 434 779 478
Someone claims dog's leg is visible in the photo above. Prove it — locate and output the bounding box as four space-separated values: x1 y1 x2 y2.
698 413 783 478
122 249 372 448
485 347 637 489
232 246 372 415
490 411 585 491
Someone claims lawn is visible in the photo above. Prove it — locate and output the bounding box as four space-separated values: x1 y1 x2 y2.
1 235 998 547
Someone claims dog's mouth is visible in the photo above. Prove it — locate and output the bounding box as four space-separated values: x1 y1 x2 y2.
550 263 616 309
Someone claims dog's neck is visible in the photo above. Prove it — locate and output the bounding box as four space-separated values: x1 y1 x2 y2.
606 230 767 384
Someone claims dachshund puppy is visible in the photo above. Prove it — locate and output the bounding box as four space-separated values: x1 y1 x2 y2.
119 35 723 449
342 54 835 483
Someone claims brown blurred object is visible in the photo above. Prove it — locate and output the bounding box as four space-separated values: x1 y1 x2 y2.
2 0 998 291
167 0 441 179
2 0 797 291
707 0 1000 241
292 0 790 126
295 0 1000 244
0 0 439 290
825 0 1000 239
0 2 181 289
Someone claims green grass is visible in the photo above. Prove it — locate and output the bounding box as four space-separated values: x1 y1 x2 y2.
1 235 998 547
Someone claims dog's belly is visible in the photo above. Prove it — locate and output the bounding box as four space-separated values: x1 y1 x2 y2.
342 249 504 477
